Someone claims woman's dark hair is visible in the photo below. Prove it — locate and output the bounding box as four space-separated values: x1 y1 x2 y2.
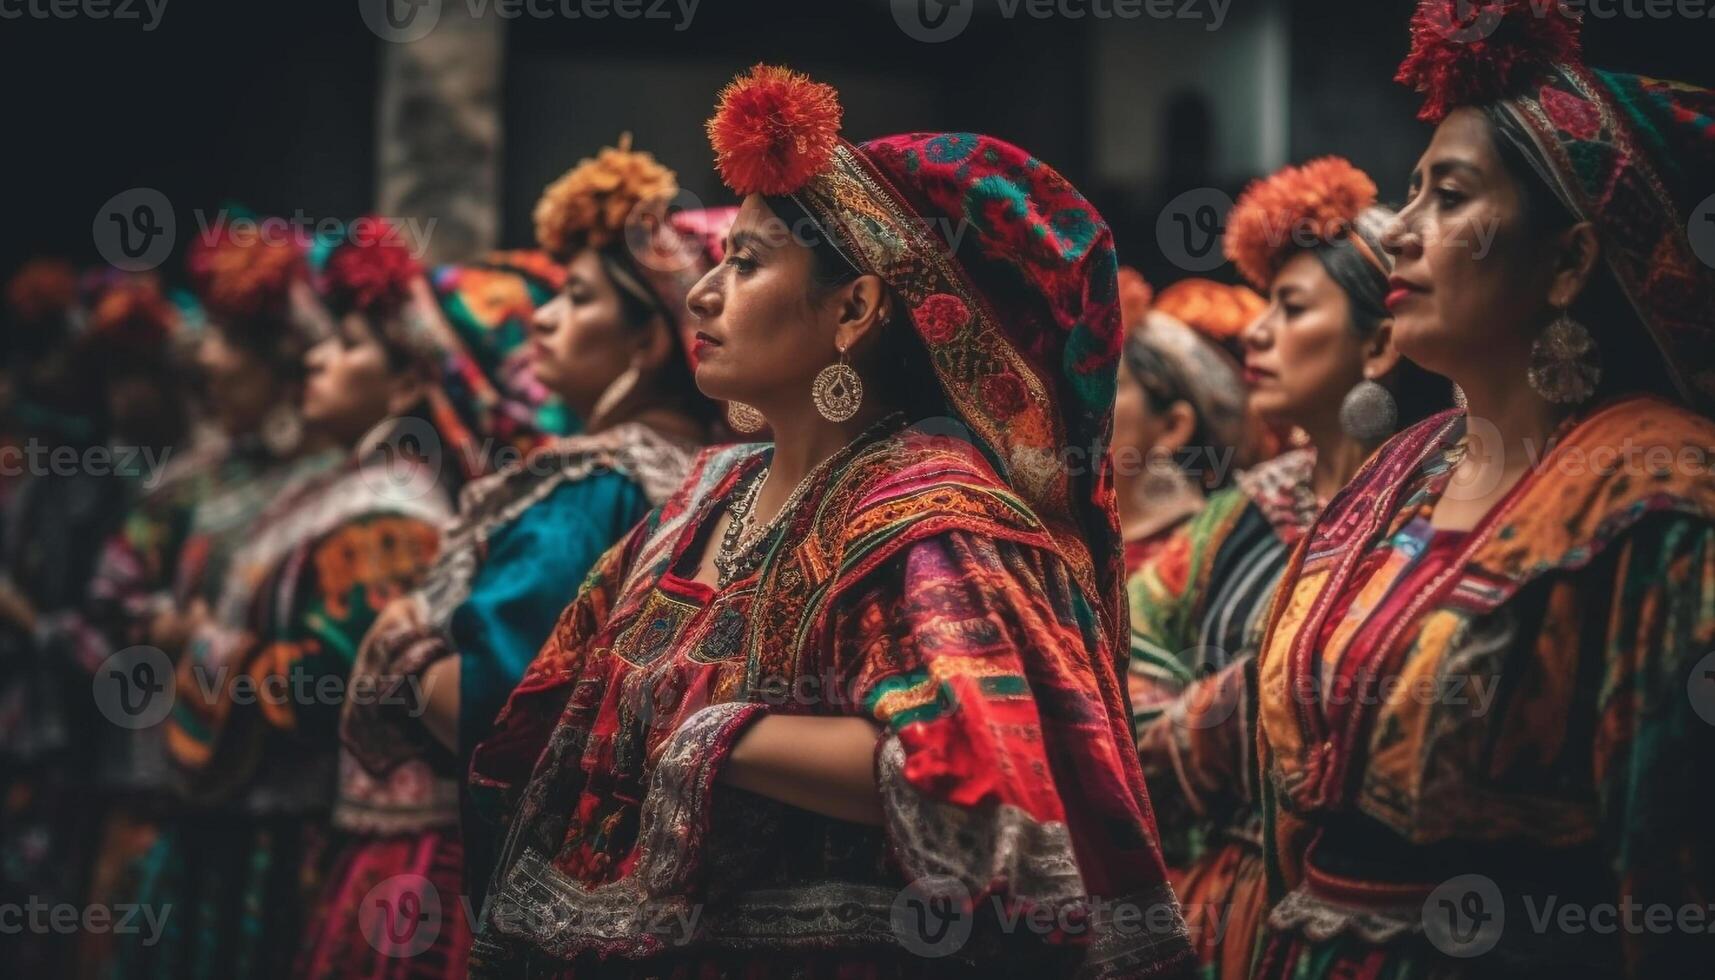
595 244 720 429
215 306 311 387
766 194 948 422
1485 110 1675 403
1122 331 1232 488
1311 233 1455 432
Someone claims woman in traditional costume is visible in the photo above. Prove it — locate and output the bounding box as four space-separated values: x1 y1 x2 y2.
465 64 1192 978
155 225 467 979
1128 157 1451 977
1253 2 1715 975
1111 269 1253 573
85 228 339 980
0 265 188 978
337 144 728 930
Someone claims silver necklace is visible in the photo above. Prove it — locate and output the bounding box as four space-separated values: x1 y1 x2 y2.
711 414 904 587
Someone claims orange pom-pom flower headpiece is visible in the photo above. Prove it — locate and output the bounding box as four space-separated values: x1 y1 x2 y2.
1223 156 1386 291
534 133 679 261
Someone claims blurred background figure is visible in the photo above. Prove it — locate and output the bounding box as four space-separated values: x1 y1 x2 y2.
1110 267 1253 572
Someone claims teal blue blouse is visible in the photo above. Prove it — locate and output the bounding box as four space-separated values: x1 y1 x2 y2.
451 470 649 757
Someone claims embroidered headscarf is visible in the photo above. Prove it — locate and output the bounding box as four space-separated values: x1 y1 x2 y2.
431 251 571 451
707 63 1128 637
1396 0 1715 412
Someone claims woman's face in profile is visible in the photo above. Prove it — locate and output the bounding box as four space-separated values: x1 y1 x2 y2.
685 195 842 419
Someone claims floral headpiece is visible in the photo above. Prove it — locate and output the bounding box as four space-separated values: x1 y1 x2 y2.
1224 157 1381 291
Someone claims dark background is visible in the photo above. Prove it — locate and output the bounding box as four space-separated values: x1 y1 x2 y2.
3 0 1711 290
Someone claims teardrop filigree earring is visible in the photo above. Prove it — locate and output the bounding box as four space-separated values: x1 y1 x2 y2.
725 401 766 435
1527 307 1601 405
812 346 863 423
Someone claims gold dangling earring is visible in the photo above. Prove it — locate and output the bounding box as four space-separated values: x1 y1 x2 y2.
1527 306 1601 405
725 401 766 435
811 346 863 423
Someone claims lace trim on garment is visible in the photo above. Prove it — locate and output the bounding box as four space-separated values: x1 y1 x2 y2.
1265 885 1422 945
1235 446 1319 544
878 738 1192 978
485 701 762 958
417 424 694 629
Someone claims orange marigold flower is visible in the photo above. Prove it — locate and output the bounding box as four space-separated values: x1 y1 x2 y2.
1224 157 1376 290
534 134 677 260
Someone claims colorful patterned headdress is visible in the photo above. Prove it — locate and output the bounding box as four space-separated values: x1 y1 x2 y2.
431 250 570 448
1397 0 1715 412
707 63 1128 635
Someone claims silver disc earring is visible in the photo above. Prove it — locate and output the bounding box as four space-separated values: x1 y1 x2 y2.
1339 378 1397 444
811 348 863 423
260 401 304 457
1527 309 1601 405
725 401 766 435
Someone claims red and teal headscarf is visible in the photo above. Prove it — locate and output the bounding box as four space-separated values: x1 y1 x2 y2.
1397 0 1715 413
706 64 1126 641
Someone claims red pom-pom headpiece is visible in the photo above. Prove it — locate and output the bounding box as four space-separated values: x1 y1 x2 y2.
88 276 178 355
707 64 843 197
322 219 423 321
1396 0 1582 123
187 228 304 322
1224 157 1378 290
6 258 79 326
